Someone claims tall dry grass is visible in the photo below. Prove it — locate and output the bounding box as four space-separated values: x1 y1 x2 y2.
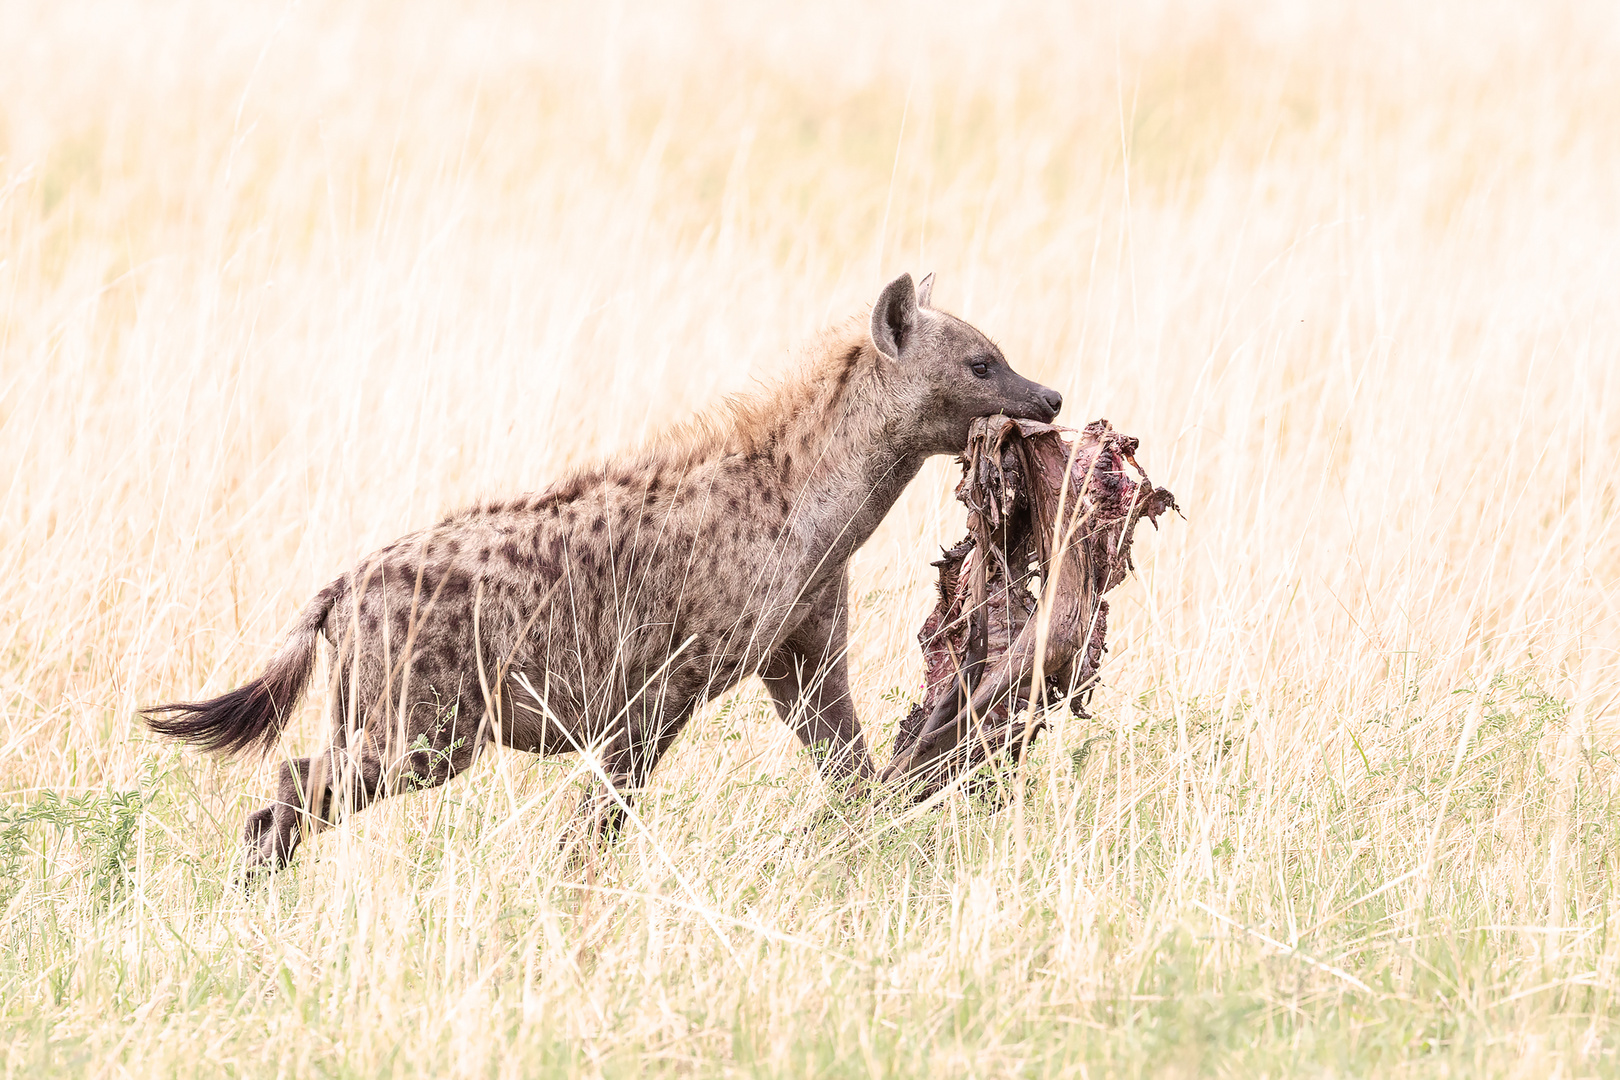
2 0 1618 1074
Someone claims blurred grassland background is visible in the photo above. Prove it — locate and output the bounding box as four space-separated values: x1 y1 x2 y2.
3 0 1619 1075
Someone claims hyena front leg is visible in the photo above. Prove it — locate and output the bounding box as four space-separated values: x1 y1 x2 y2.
762 572 876 786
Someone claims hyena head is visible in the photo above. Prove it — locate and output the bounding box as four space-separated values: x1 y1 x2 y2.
869 272 1063 455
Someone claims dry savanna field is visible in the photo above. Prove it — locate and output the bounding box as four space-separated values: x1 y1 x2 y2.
3 0 1619 1075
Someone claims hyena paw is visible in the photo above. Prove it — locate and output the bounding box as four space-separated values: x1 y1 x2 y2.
242 806 274 845
237 807 289 885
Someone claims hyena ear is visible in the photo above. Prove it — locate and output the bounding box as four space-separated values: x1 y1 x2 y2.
916 272 935 308
870 273 918 363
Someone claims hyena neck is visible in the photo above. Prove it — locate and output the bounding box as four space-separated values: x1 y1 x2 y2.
754 336 927 570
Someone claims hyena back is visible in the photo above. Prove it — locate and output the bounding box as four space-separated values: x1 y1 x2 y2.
145 273 1063 872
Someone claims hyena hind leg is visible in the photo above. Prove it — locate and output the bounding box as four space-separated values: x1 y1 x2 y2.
240 746 388 877
241 755 343 877
241 713 486 878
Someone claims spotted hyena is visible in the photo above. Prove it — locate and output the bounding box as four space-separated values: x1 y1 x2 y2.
145 273 1063 872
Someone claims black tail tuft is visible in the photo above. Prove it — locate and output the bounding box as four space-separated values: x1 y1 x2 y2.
143 671 300 756
143 580 341 757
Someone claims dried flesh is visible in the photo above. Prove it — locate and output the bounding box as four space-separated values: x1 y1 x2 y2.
881 417 1179 799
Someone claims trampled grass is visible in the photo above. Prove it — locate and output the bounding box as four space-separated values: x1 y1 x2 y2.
3 1 1619 1075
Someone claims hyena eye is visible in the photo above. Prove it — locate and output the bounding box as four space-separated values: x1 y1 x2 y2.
970 359 992 378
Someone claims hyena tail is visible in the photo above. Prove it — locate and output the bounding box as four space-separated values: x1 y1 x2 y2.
143 579 346 756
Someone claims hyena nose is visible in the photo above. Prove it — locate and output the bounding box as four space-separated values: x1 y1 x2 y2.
1040 387 1063 418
